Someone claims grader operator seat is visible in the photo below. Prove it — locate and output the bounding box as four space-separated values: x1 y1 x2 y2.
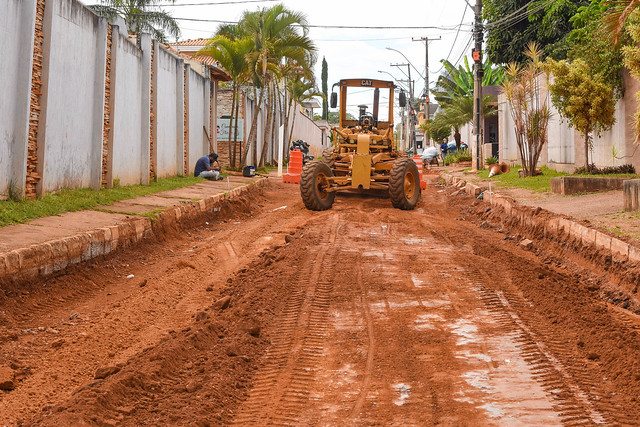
358 104 376 130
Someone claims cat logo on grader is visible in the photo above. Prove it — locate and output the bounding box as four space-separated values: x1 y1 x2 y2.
300 78 421 211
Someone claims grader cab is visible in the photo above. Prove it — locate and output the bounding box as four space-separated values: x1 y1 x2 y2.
300 78 421 210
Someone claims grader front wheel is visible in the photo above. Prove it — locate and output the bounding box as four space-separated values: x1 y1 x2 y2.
300 161 335 211
389 157 421 210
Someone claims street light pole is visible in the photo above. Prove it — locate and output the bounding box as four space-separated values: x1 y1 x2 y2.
413 36 440 147
473 0 484 171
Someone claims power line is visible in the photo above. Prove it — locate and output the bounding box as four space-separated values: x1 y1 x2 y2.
485 0 555 30
168 16 470 31
169 0 278 5
434 5 468 75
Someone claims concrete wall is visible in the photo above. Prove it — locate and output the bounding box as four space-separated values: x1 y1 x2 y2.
37 0 107 194
187 66 210 173
498 72 640 173
109 31 147 186
290 106 324 159
0 0 36 199
153 44 184 178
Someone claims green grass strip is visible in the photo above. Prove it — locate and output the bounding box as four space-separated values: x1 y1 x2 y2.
477 165 568 193
0 175 204 228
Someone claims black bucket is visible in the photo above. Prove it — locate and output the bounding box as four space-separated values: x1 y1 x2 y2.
243 166 255 177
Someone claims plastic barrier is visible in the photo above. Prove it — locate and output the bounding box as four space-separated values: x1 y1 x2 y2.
283 149 303 184
412 155 427 190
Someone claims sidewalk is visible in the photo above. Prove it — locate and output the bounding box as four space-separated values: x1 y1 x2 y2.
0 175 267 282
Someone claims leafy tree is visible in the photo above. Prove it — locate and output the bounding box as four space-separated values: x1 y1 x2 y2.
547 58 616 170
431 56 502 149
239 5 316 167
88 0 180 43
502 43 552 176
484 0 588 64
321 57 328 121
566 0 624 97
621 9 640 136
419 119 450 144
432 57 504 106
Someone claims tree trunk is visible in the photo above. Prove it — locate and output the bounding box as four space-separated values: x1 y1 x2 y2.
228 86 237 169
259 82 273 167
584 130 591 172
241 84 265 167
454 128 461 149
288 102 297 150
232 88 242 169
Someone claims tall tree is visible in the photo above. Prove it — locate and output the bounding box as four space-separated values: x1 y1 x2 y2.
321 57 328 121
547 58 616 170
502 43 552 176
239 5 316 167
88 0 180 43
484 0 588 64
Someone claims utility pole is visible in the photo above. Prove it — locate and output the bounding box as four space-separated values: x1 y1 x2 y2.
472 0 484 171
413 36 440 147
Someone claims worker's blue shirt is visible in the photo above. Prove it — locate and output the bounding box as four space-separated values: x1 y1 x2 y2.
194 155 211 177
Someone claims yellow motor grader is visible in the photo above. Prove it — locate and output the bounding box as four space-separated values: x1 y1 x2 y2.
300 78 421 210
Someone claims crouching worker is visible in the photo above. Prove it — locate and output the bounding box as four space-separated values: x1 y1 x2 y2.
194 153 223 180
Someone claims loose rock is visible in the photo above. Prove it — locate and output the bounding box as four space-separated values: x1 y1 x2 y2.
213 295 232 311
0 365 15 390
94 366 121 380
519 239 534 250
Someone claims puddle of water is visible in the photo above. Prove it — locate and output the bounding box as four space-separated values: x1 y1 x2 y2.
462 369 494 393
414 313 444 331
479 403 504 418
450 318 479 346
393 383 411 406
411 274 428 288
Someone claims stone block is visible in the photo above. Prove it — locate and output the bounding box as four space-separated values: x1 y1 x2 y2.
582 227 597 246
594 232 612 251
551 176 625 195
198 199 207 210
78 234 92 262
629 245 640 263
108 225 119 252
4 251 20 276
623 179 640 211
87 229 105 259
64 236 84 264
48 240 69 273
557 218 573 235
611 238 629 260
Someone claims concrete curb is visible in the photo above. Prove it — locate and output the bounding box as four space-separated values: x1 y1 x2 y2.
443 174 640 264
0 178 268 283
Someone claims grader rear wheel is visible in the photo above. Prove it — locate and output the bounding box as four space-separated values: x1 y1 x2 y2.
389 157 421 210
300 161 335 211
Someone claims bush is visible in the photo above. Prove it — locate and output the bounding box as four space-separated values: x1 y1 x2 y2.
574 164 636 175
485 155 498 165
456 149 472 162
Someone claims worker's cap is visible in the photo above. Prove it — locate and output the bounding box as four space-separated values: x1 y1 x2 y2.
209 153 218 160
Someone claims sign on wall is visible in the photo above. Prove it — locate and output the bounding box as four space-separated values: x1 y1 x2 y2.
217 118 244 141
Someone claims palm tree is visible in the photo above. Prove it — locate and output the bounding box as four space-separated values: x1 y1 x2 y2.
239 5 316 167
88 0 180 43
286 76 322 148
197 36 253 168
432 57 504 107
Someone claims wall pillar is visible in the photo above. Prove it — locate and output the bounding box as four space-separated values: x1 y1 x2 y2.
139 33 151 185
104 25 118 189
90 16 108 190
183 64 190 175
176 58 185 176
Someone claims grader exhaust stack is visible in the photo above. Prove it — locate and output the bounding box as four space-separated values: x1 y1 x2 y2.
300 78 420 211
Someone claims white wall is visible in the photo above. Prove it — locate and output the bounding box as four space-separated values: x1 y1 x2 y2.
291 106 324 159
38 0 107 194
154 45 183 178
187 67 209 172
0 0 36 199
111 32 144 185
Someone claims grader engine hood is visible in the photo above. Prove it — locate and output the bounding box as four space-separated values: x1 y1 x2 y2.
352 134 372 189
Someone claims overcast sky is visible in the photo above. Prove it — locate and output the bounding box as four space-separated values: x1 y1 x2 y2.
160 0 473 115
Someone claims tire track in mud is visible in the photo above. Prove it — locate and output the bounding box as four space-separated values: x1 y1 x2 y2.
348 252 375 419
231 217 340 425
465 264 633 426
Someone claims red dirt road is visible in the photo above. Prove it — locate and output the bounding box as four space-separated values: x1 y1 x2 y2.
1 178 640 425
